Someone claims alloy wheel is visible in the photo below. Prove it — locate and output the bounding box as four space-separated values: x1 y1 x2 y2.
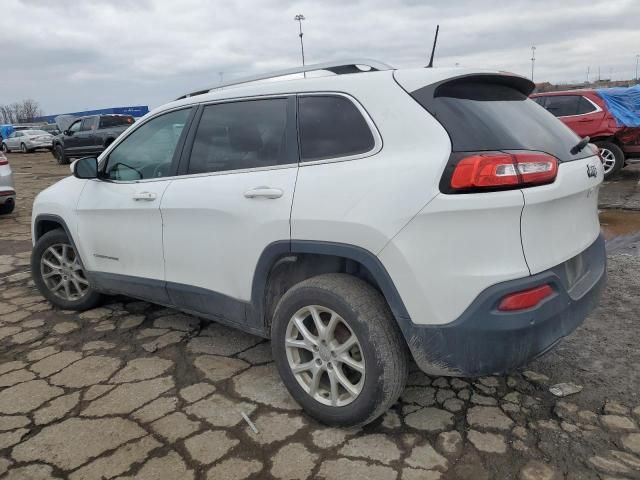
285 305 365 407
599 148 616 175
40 243 89 301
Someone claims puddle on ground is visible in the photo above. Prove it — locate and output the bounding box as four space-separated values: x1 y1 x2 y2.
599 209 640 240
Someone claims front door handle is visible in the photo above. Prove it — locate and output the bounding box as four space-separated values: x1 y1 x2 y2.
132 191 157 201
244 187 284 199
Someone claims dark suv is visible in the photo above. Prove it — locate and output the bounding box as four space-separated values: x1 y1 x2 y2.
52 114 135 164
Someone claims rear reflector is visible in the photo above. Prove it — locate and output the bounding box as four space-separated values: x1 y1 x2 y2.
498 284 553 311
450 152 558 191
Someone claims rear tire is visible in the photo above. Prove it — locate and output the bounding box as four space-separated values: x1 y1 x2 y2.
53 144 69 165
31 229 102 311
1 143 8 153
271 273 408 427
596 141 624 180
20 143 28 153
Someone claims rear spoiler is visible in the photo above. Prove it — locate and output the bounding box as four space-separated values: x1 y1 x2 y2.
406 73 535 112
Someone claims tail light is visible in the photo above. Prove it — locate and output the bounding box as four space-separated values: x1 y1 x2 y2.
498 284 553 311
0 157 8 166
449 152 558 192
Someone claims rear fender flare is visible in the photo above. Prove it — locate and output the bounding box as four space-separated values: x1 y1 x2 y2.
249 240 411 329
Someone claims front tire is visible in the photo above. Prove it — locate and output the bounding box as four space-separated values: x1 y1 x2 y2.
31 229 102 310
271 273 408 427
53 144 69 165
1 143 8 153
596 141 624 180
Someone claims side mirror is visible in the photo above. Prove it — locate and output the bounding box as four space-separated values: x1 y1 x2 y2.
72 157 99 179
64 130 72 136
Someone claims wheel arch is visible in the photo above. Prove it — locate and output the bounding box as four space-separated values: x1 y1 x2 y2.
250 241 411 332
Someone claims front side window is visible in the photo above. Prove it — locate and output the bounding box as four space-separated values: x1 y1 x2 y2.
187 98 290 174
544 95 580 117
80 117 98 131
104 108 191 181
69 121 82 133
298 95 375 162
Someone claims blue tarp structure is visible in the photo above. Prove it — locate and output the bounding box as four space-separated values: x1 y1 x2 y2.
0 125 15 140
596 85 640 127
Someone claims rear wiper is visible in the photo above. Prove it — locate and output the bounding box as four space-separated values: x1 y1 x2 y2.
570 136 590 155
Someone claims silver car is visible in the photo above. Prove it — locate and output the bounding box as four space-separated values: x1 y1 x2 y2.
1 129 53 153
0 152 15 214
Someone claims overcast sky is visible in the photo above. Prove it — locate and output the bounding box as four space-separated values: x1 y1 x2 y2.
3 0 639 115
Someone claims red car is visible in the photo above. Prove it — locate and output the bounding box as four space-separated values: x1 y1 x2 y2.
531 89 640 179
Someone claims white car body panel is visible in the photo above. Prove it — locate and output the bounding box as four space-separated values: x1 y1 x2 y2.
290 78 451 255
378 190 529 325
75 179 169 280
520 155 603 274
31 177 86 242
161 166 297 301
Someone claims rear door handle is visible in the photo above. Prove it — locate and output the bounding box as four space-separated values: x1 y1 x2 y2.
244 187 284 199
132 191 157 201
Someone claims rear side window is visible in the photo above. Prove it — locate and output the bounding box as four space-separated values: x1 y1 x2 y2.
577 96 597 114
99 115 135 128
187 98 292 174
298 96 375 162
411 80 590 162
544 95 581 117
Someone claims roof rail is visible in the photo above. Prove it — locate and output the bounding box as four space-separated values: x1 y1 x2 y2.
175 59 394 100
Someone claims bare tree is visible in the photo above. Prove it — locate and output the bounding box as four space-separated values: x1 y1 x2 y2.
19 99 43 122
0 99 43 123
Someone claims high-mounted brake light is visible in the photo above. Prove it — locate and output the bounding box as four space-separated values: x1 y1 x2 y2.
498 284 553 311
450 152 558 191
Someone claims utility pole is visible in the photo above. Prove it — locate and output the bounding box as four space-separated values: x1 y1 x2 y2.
294 14 306 78
530 46 536 82
586 66 590 84
636 54 639 83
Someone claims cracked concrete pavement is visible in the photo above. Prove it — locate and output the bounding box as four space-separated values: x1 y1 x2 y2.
0 152 639 479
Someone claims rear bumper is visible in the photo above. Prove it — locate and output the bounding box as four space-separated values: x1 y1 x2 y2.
400 234 606 377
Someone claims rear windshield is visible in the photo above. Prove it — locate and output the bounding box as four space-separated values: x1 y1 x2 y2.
411 81 592 162
99 115 135 128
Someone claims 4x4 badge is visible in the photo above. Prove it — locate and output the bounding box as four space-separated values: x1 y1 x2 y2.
587 164 597 178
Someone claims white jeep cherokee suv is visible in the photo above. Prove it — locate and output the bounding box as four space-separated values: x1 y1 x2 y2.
31 60 606 427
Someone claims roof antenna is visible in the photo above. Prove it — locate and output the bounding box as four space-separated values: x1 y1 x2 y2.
426 24 439 68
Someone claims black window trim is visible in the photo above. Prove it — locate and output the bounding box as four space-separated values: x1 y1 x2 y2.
98 105 197 183
175 94 299 178
296 91 382 167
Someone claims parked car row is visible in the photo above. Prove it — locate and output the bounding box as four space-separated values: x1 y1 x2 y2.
532 89 640 179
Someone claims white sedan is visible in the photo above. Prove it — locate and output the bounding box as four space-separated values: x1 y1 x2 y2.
1 129 54 153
